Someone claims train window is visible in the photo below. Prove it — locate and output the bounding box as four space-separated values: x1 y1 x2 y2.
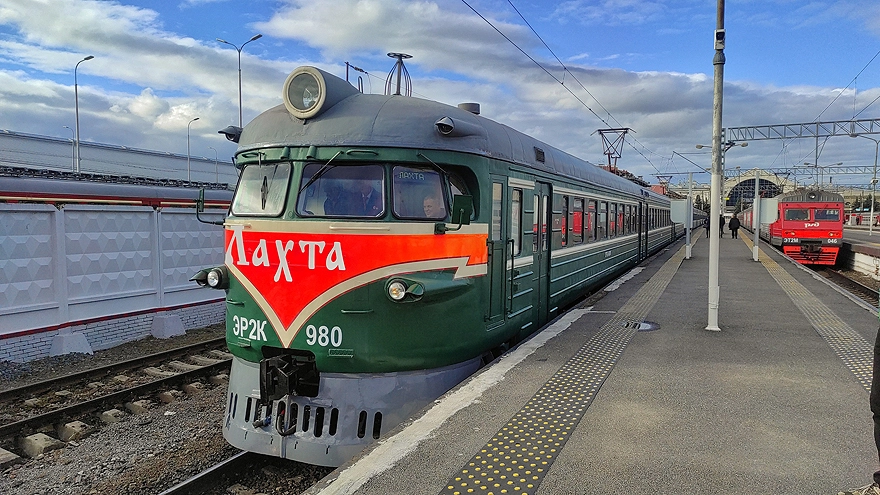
231 162 292 217
617 204 624 235
587 200 597 241
553 195 568 248
598 201 608 239
784 208 809 221
609 203 617 238
542 195 550 251
572 198 584 244
533 194 539 253
297 163 385 218
815 209 840 221
491 183 502 241
391 166 446 220
511 189 523 255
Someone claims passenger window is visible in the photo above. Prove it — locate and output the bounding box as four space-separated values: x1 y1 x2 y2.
297 163 385 218
391 166 446 220
511 189 523 255
491 183 503 241
587 200 597 241
572 198 584 244
553 195 568 248
598 201 608 239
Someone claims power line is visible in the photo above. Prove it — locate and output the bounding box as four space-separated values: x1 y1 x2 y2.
461 0 661 173
815 47 880 121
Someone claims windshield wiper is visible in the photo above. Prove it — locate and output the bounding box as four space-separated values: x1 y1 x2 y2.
299 150 344 194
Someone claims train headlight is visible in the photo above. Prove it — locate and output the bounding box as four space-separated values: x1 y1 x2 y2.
282 66 359 120
387 280 407 301
207 269 223 288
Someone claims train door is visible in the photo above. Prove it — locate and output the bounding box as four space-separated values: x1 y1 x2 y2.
485 179 508 329
533 182 552 325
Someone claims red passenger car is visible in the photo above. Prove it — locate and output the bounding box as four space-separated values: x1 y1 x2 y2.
742 189 844 265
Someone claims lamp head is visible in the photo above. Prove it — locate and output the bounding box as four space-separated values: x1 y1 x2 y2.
218 125 242 143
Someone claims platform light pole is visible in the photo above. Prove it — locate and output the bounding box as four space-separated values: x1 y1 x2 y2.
187 117 199 181
851 134 880 235
216 34 262 128
74 55 94 173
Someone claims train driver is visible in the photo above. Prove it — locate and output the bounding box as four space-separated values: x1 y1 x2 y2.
423 195 445 219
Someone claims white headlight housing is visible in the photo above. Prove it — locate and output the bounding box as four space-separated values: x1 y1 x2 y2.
387 281 407 301
206 268 223 288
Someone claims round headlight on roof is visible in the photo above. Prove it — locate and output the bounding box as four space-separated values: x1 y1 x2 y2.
283 67 326 119
281 66 360 121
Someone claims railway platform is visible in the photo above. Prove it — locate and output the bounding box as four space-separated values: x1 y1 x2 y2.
304 227 880 495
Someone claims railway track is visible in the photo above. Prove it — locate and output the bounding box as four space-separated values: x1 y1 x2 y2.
158 450 333 495
0 337 232 455
814 267 879 307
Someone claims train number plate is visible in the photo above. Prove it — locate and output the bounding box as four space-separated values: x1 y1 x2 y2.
783 238 799 243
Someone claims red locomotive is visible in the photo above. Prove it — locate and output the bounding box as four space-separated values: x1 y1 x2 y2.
741 189 844 265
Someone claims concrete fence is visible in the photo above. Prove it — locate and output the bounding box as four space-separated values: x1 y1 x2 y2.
0 203 227 362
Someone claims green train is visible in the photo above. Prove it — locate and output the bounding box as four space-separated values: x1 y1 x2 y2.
193 65 686 467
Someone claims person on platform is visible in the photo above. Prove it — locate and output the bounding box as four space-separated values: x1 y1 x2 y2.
837 323 880 495
704 216 710 238
719 215 726 238
728 215 741 239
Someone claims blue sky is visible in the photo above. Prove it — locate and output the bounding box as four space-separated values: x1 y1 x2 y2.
1 0 880 187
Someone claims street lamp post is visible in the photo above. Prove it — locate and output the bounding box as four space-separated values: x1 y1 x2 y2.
216 34 262 128
74 55 94 173
62 126 74 171
208 146 218 183
851 134 880 235
187 118 199 181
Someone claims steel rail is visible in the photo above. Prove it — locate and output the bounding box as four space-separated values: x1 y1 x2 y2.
0 359 230 439
157 450 255 495
0 337 225 400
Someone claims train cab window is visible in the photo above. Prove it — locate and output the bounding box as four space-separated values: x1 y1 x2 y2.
571 198 584 244
231 162 292 217
297 164 385 218
784 208 809 221
391 166 446 220
511 189 523 255
815 209 840 221
598 201 608 239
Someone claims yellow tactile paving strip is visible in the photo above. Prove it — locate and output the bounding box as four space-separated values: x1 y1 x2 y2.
438 243 689 495
742 236 873 392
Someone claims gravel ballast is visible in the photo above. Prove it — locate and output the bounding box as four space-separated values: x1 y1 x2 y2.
0 326 333 494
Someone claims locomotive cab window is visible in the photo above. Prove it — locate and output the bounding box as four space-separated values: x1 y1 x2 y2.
231 162 292 217
392 166 446 220
297 164 385 218
814 209 840 221
784 208 809 221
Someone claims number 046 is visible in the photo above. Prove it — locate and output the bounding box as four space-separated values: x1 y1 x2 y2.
306 325 342 347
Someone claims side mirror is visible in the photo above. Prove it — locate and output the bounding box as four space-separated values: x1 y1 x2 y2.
435 194 473 234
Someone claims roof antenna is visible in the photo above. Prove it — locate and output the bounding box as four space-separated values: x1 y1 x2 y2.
385 52 412 96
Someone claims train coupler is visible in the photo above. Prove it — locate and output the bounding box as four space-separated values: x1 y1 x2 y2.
258 350 320 405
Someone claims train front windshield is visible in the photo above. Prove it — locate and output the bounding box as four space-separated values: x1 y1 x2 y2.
814 209 840 221
231 163 292 217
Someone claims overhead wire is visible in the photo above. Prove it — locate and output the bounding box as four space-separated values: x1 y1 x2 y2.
461 0 662 174
815 47 880 121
